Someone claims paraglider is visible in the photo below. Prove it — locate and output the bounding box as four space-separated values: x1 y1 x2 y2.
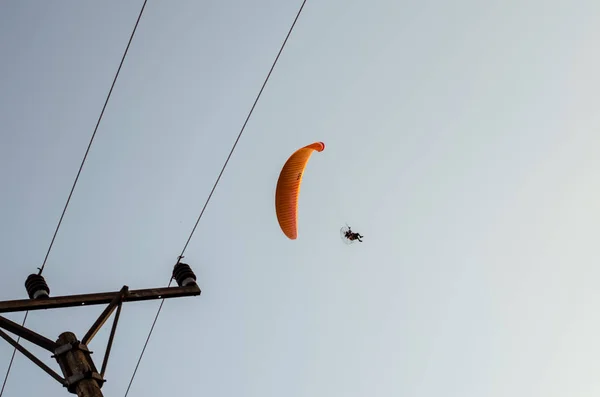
340 224 364 244
275 141 325 239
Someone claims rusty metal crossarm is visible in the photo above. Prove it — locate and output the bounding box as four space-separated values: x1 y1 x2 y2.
0 284 201 314
0 315 57 352
82 286 128 345
0 328 65 385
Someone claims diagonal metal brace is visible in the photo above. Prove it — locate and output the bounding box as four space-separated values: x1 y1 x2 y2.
0 328 65 385
82 286 128 345
101 298 122 377
0 315 57 352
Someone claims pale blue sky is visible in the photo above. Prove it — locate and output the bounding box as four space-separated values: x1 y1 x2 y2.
1 1 600 396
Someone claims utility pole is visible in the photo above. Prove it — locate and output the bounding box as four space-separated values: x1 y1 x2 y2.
0 262 201 397
55 332 104 397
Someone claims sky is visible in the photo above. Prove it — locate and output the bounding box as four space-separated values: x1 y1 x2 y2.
1 0 600 396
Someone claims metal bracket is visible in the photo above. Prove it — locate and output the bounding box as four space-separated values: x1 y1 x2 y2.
64 371 105 393
52 342 92 358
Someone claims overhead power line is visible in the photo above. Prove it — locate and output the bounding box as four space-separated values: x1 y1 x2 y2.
122 1 309 395
37 0 149 277
0 1 149 396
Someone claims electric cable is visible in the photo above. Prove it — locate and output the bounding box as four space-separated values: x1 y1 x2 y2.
0 1 149 395
122 1 308 395
37 0 149 277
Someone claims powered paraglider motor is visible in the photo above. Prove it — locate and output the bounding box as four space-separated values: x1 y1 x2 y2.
340 225 363 244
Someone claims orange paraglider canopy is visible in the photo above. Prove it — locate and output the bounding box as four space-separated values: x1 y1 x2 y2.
275 141 325 239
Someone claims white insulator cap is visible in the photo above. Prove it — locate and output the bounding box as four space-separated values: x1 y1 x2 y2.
33 289 49 299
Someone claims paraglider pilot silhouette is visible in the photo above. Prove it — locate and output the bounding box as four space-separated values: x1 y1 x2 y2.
344 226 363 242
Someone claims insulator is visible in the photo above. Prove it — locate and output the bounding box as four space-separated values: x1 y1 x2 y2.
25 274 50 299
172 262 197 287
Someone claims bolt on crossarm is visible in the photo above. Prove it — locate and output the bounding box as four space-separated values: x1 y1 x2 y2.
0 262 200 397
